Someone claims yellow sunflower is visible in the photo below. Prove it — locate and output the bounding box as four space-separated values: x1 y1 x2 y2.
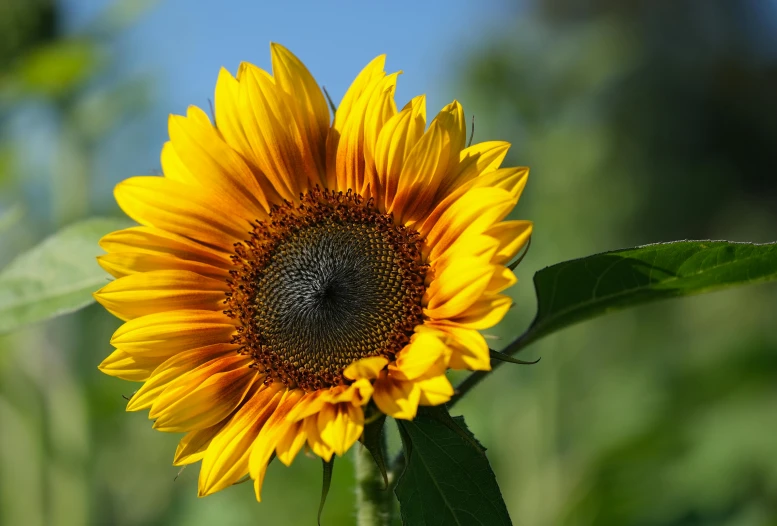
95 43 531 500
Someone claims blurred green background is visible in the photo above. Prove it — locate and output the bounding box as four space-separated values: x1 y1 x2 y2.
2 0 777 524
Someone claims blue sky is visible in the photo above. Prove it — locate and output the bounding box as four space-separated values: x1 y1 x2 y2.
64 0 510 119
59 0 513 198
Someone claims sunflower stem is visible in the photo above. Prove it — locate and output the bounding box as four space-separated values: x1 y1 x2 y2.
354 430 393 526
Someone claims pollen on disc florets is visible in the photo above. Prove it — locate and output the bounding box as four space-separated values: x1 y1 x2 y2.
224 187 428 391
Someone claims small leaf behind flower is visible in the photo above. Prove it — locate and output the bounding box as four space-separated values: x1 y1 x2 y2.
0 216 132 334
395 407 511 526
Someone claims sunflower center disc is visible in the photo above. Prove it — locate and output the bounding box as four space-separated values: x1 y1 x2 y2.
226 189 427 391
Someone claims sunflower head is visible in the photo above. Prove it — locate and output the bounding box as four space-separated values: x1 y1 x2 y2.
95 43 531 500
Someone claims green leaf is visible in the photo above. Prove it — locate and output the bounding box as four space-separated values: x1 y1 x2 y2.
524 240 777 344
395 407 511 526
0 216 131 334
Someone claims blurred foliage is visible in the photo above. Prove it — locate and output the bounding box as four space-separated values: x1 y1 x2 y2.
457 1 777 525
1 0 777 525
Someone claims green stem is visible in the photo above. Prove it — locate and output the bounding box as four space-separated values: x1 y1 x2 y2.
354 432 393 526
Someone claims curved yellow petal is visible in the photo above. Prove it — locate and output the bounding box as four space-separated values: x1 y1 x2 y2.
417 374 454 406
114 176 250 252
375 95 426 210
318 403 364 457
97 348 164 381
126 343 237 411
99 226 232 266
485 220 533 265
424 257 495 319
174 421 228 466
448 295 513 330
372 371 421 420
390 333 449 380
110 310 235 358
343 356 389 381
94 270 228 321
197 383 284 497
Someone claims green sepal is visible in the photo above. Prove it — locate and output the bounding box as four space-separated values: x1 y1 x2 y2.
360 409 389 490
489 349 541 365
318 457 335 526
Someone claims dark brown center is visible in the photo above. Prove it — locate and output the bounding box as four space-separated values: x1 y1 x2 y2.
225 188 427 391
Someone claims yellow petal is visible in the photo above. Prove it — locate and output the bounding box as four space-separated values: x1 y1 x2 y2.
343 356 389 381
126 343 237 411
372 371 421 420
248 388 306 500
167 109 271 217
417 374 454 406
424 257 495 319
449 295 513 330
94 270 228 321
375 95 426 209
198 383 284 497
270 43 330 186
151 355 258 432
424 323 491 371
275 421 307 466
389 116 452 224
438 141 510 197
485 266 517 295
390 333 449 380
98 348 163 381
485 220 533 265
304 414 334 462
238 63 310 201
174 421 228 466
97 252 227 280
318 403 364 457
114 176 250 252
424 187 516 262
110 310 235 358
99 226 232 267
333 55 386 132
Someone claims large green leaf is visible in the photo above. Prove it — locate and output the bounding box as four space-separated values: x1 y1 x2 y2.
520 240 777 345
0 217 131 334
395 407 511 526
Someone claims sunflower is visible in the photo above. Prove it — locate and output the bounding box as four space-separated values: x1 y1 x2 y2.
95 43 531 500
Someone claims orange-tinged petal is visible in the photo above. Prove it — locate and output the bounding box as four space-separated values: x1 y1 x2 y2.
333 55 386 131
270 43 329 186
174 421 228 466
110 310 235 358
375 95 426 210
389 117 452 225
126 343 237 411
97 252 228 280
99 226 232 267
114 176 249 252
94 270 228 321
198 382 285 497
214 68 254 165
151 355 258 432
239 64 309 201
167 109 271 217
